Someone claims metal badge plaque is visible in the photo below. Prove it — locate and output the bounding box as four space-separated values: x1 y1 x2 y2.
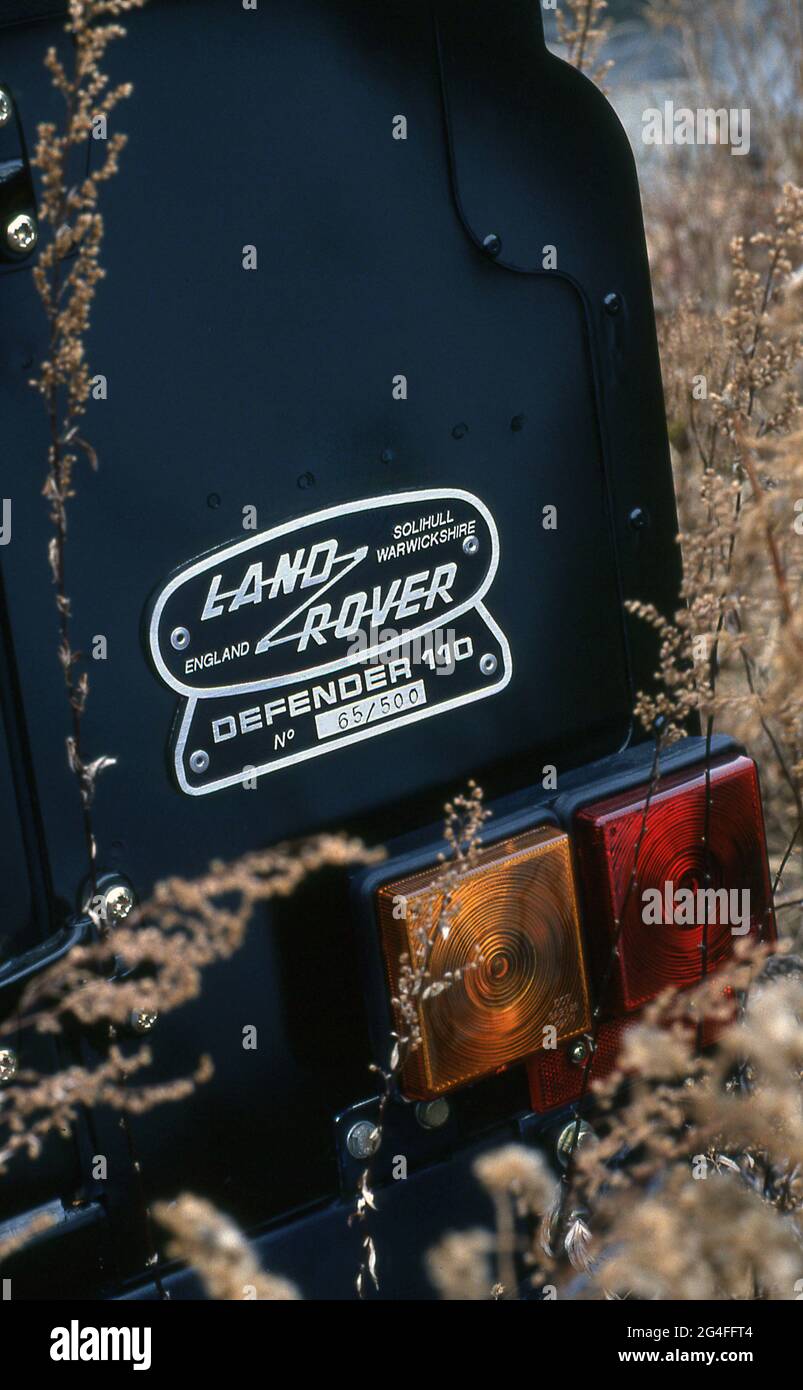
147 489 512 795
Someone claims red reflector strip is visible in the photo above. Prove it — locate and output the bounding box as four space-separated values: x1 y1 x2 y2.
528 1018 629 1112
527 1015 726 1113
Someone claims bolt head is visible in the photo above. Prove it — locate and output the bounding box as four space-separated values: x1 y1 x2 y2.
189 749 210 774
556 1119 597 1168
131 1008 158 1035
0 90 12 127
104 883 135 923
346 1119 381 1160
480 652 498 676
603 291 622 315
416 1098 451 1130
482 233 502 258
6 213 37 254
568 1039 588 1065
0 1048 18 1084
628 506 649 531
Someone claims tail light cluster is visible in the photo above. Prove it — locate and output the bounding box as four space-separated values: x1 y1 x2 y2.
374 753 775 1106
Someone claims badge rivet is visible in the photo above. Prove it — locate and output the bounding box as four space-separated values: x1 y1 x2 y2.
480 653 498 676
189 749 210 774
170 627 190 651
6 212 37 254
463 535 479 556
482 233 502 258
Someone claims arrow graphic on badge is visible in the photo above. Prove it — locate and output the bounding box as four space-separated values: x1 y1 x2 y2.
254 544 368 653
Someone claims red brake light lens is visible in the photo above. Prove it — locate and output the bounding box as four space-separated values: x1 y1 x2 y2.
573 755 775 1015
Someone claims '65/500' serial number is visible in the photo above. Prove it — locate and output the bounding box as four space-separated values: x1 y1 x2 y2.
315 679 426 740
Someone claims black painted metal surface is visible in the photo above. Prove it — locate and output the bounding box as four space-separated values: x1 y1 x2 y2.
0 0 682 1297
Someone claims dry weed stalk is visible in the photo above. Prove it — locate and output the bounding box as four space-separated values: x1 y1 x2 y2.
425 1227 495 1302
155 1195 301 1301
0 836 382 1179
555 0 613 86
647 0 803 178
568 949 803 1300
6 0 387 1291
631 184 803 892
643 2 802 316
472 1145 557 1299
32 0 147 871
1 836 382 1043
428 947 802 1300
0 1048 212 1174
424 180 803 1299
351 783 490 1296
554 181 803 1302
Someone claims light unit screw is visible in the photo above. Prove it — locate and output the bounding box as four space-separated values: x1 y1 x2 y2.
104 883 135 923
131 1008 158 1035
0 1049 18 1084
415 1098 451 1130
346 1120 381 1160
556 1119 597 1168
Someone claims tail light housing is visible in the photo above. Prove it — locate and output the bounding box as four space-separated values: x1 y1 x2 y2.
573 754 775 1015
376 826 590 1099
370 749 774 1111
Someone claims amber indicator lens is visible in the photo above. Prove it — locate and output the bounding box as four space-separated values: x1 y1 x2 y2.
376 826 591 1100
574 755 776 1016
